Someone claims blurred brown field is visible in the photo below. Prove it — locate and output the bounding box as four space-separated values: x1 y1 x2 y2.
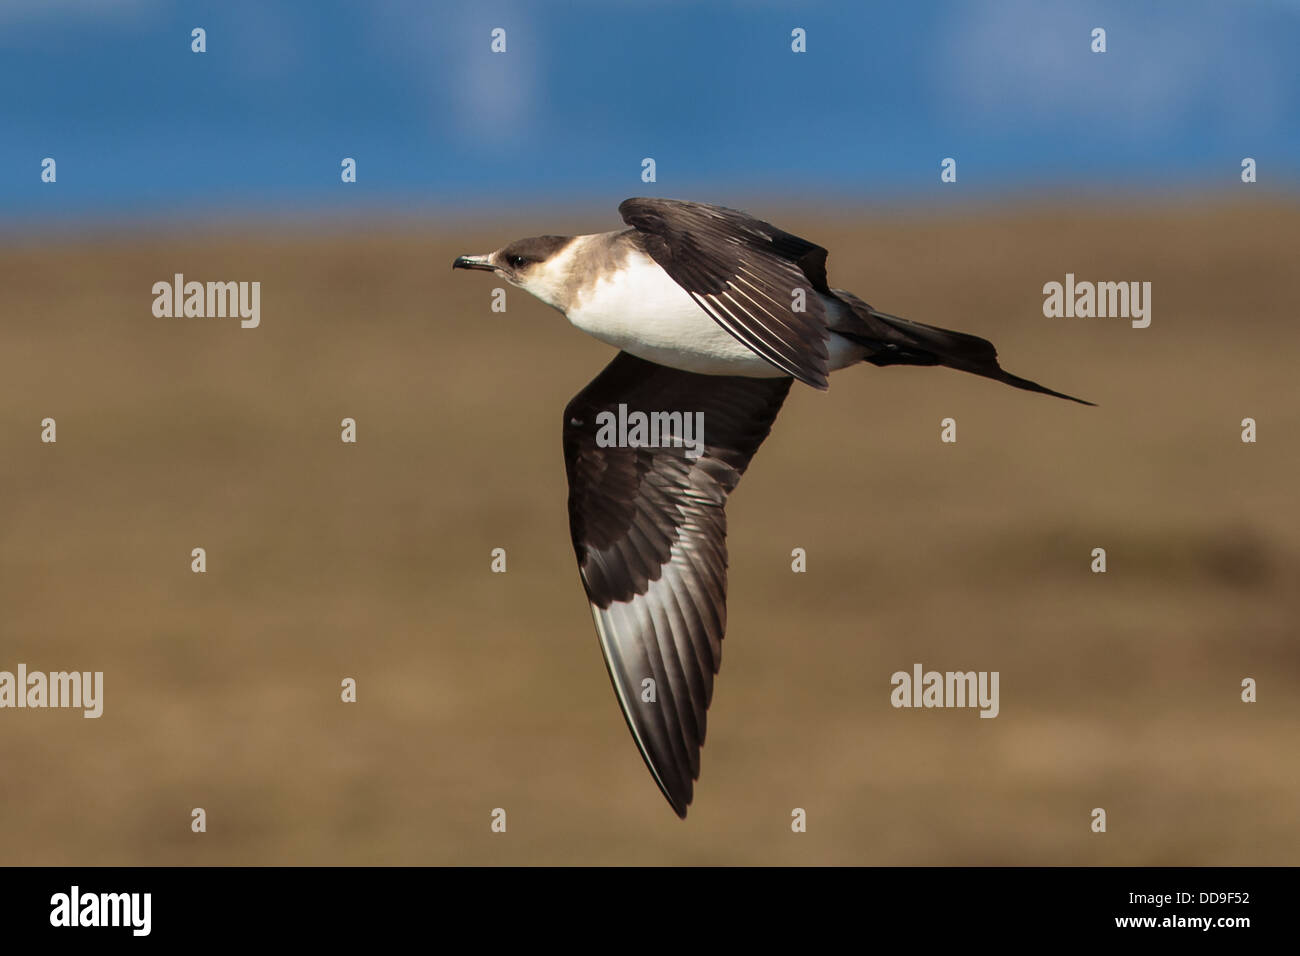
1 195 1297 865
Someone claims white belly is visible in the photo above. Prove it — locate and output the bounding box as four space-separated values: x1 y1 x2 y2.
566 252 786 376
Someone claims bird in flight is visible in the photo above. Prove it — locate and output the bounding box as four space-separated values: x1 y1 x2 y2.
454 197 1090 817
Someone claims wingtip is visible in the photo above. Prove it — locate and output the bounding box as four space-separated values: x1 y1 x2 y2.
651 767 693 819
656 777 692 819
797 369 830 391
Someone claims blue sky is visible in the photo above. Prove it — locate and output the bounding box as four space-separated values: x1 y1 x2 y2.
2 0 1297 227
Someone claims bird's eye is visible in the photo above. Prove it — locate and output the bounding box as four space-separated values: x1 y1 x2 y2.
506 254 527 269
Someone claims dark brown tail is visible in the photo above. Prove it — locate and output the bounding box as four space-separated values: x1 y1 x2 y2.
832 292 1094 406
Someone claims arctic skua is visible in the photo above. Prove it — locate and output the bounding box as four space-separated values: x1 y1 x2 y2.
454 197 1091 817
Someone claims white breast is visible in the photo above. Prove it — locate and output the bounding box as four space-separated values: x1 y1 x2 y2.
566 248 787 377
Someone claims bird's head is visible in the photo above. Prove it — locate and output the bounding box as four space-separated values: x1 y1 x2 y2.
453 235 576 310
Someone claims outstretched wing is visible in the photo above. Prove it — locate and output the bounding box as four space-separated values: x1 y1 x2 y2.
619 197 836 389
563 351 792 816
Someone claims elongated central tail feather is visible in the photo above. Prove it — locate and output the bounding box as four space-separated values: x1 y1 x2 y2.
831 291 1095 406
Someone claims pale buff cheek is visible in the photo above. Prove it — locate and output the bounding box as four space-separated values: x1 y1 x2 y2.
527 271 577 311
517 241 587 311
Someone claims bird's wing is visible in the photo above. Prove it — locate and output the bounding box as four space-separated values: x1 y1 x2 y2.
619 197 836 389
563 351 792 817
